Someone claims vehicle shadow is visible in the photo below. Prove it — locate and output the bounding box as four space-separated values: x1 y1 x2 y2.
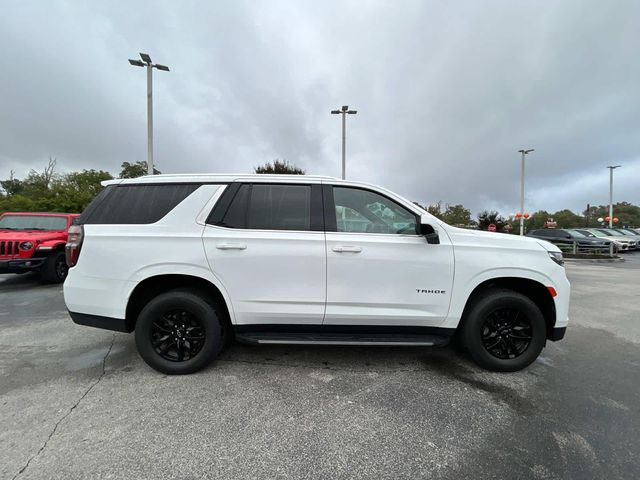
0 272 45 291
217 340 474 374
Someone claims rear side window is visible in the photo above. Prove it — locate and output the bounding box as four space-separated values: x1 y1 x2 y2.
213 184 312 231
81 184 201 224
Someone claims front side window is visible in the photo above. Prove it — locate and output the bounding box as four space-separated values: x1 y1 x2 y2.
333 187 417 234
219 184 311 231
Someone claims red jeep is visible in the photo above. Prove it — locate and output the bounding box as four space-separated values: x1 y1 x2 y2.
0 212 79 283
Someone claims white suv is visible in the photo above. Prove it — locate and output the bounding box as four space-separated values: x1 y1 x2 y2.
64 174 570 374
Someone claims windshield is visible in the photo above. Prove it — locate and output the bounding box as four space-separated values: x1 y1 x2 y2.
618 229 637 236
0 215 68 231
589 230 607 238
598 229 623 236
566 229 587 237
576 230 594 237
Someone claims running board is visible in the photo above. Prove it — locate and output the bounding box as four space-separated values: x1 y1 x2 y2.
235 332 451 347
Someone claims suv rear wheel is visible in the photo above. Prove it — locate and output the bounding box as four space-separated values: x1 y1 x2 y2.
460 288 546 372
135 289 224 374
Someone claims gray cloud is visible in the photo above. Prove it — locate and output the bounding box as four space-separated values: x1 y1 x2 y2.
1 0 638 216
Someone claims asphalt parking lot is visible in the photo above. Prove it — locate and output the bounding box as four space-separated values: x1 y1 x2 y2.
1 257 639 480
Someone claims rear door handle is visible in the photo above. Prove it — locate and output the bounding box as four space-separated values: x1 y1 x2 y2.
332 245 362 253
216 243 247 250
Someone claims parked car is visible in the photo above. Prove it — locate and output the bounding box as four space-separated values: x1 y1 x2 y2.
525 228 614 253
614 228 640 243
583 228 637 251
0 212 80 283
64 174 570 374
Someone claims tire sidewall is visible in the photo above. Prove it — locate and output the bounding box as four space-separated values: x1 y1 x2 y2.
41 251 68 284
462 291 546 372
135 291 222 374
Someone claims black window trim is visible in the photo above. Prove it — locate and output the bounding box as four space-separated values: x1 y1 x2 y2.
206 181 324 232
323 184 421 235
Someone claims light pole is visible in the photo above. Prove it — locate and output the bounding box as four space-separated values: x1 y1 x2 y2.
128 53 170 175
607 165 621 228
331 105 357 179
517 148 534 235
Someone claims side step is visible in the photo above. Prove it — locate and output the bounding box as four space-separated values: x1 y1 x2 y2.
235 332 451 347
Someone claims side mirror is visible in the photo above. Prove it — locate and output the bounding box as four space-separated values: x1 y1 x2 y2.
419 215 440 245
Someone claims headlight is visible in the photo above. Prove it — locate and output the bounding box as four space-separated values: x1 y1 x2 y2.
19 241 34 251
548 251 564 266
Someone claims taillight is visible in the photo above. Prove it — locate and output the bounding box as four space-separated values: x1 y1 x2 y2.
66 225 84 267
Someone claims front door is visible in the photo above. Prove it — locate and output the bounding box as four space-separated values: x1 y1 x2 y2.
202 182 326 328
323 185 454 328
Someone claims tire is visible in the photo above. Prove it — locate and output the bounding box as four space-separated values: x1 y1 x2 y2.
460 288 546 372
135 289 224 375
41 251 68 284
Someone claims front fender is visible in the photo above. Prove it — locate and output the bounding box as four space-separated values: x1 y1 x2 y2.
37 240 66 250
443 266 559 329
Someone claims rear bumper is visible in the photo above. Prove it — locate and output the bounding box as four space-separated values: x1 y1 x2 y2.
0 257 46 273
68 311 132 333
549 326 566 341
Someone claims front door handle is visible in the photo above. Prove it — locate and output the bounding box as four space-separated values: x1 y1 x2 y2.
216 243 247 250
332 245 362 253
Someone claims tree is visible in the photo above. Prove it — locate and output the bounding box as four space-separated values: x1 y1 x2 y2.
527 210 552 230
587 202 640 227
254 159 305 174
49 169 114 212
0 170 24 196
442 204 475 227
119 161 161 178
477 210 508 231
0 161 113 213
552 209 583 229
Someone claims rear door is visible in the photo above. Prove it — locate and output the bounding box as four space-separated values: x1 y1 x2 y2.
323 184 454 329
202 182 326 328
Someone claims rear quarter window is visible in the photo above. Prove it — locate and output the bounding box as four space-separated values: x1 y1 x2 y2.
80 184 201 224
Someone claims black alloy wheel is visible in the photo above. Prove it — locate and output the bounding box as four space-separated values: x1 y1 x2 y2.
55 255 68 281
151 309 206 362
135 289 224 374
480 307 532 360
460 288 546 372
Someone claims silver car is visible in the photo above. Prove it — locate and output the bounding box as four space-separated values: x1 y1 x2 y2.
586 229 637 251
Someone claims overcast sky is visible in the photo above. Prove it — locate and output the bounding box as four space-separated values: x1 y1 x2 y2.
1 0 638 215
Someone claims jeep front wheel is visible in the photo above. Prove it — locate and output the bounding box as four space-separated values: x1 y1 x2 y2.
134 289 223 374
460 289 546 372
41 251 68 284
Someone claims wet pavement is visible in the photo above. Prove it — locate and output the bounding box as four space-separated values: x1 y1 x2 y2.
1 256 639 479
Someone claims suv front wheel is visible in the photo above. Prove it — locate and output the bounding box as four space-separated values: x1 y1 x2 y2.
41 251 68 284
460 288 547 372
135 289 224 374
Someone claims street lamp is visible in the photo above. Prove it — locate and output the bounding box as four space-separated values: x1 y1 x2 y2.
331 105 357 179
128 53 170 175
606 165 621 228
517 148 534 235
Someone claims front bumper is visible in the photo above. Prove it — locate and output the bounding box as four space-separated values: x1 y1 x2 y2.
0 257 46 273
